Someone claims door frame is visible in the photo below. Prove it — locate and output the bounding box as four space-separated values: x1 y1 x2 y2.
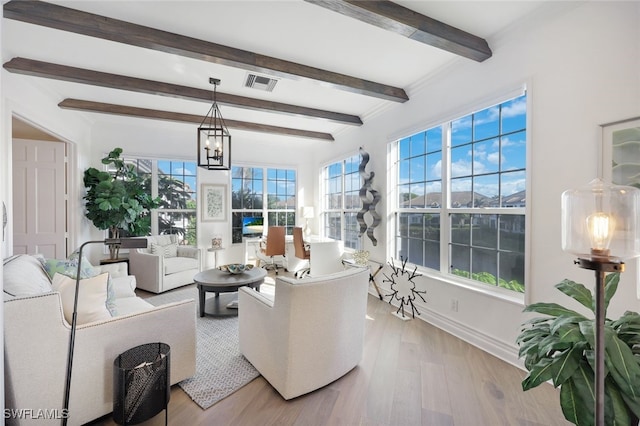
9 113 78 257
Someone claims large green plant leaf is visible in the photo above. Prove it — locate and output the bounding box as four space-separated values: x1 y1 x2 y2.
621 390 640 420
607 377 633 426
554 343 585 387
522 356 561 390
537 333 572 356
524 302 586 319
605 328 640 400
604 273 620 313
560 362 595 426
556 279 594 312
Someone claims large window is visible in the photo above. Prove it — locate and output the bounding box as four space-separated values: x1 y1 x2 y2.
394 92 527 293
231 166 296 243
123 158 197 245
322 154 362 250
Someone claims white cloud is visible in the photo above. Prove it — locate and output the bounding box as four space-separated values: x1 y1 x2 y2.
431 160 442 179
487 152 501 165
502 97 526 118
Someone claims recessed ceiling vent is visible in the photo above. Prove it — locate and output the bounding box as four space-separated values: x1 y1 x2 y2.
245 73 278 92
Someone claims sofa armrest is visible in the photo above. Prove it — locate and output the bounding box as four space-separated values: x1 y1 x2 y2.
238 287 289 392
129 249 163 293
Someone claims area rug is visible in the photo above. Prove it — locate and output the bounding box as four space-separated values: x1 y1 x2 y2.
146 287 259 409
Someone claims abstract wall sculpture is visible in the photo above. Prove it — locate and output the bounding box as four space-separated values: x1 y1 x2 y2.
357 147 381 246
383 257 427 319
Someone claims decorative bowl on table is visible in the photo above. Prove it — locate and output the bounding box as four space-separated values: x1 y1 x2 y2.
218 263 254 274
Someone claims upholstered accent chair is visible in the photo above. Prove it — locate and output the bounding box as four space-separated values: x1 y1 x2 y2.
129 234 202 293
238 267 370 400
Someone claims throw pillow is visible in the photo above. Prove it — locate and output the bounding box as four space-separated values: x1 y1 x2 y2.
38 254 117 316
150 242 178 258
3 255 52 300
52 272 112 325
40 254 100 280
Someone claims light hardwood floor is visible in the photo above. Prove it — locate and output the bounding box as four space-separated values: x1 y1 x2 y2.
90 270 570 426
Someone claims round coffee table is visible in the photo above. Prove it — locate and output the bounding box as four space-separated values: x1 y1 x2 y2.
194 267 267 317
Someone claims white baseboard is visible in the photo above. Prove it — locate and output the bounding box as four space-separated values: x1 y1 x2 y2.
368 288 524 370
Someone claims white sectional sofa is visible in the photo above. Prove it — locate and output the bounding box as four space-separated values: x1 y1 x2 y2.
3 254 196 426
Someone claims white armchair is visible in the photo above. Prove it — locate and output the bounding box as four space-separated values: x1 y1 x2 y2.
238 267 370 400
129 234 202 293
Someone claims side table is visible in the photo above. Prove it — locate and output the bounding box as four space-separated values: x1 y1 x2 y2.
206 247 224 268
113 342 170 425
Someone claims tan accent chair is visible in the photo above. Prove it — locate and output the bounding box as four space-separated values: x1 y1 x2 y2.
238 267 370 400
129 234 202 293
256 226 285 274
292 226 310 278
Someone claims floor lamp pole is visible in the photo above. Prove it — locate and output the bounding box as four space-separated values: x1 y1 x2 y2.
594 268 605 426
576 257 624 426
62 240 103 426
61 238 147 425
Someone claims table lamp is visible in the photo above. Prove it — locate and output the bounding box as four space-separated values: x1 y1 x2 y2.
561 178 640 426
302 206 315 237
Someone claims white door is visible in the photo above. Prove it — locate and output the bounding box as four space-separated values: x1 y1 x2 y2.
12 139 67 258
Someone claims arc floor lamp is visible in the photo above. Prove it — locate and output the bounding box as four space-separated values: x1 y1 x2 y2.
62 237 147 426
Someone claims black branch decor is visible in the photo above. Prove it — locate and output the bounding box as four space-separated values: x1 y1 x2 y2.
383 257 427 319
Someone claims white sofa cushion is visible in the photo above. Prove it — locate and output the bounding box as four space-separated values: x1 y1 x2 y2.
110 275 138 298
164 256 199 275
52 272 112 324
3 255 52 300
114 296 154 315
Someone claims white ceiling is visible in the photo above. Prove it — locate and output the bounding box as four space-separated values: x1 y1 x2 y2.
2 0 552 144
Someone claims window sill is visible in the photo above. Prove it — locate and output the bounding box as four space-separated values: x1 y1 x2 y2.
416 267 525 307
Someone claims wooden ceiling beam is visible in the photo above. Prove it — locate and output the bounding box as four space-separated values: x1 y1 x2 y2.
3 0 408 102
305 0 492 62
58 99 335 141
4 57 362 126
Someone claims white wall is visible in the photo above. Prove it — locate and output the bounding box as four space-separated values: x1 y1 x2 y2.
309 1 640 365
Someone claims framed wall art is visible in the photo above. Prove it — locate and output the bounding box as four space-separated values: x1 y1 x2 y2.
600 116 640 299
600 116 640 187
201 184 227 222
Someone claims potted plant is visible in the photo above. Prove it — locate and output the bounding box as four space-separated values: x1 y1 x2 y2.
83 148 160 259
517 273 640 425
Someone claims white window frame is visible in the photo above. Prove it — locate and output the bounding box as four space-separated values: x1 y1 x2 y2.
230 164 297 244
321 153 362 250
389 86 530 300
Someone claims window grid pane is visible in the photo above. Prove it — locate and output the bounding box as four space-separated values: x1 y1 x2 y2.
231 166 297 243
119 157 197 245
395 93 526 293
323 155 361 249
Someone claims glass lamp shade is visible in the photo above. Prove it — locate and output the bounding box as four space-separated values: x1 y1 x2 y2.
561 178 640 261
